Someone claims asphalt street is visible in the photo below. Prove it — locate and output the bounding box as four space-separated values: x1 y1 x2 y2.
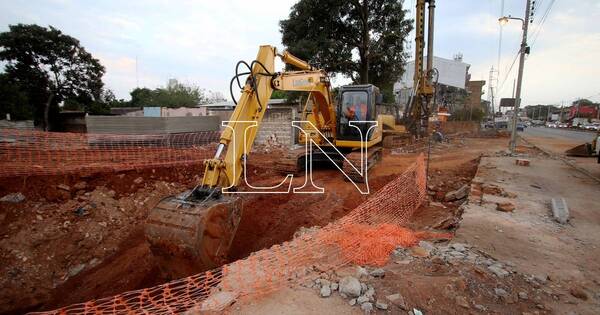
523 126 597 143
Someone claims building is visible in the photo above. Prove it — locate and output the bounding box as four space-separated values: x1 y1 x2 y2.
465 80 486 111
394 55 471 112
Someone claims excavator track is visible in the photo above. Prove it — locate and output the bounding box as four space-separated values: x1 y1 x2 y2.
342 146 383 183
145 191 242 279
273 147 307 175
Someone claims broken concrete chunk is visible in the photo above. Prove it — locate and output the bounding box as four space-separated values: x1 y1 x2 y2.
496 202 515 212
0 192 25 203
357 295 369 304
444 184 469 201
494 288 508 298
369 268 385 277
488 265 509 278
375 301 388 310
551 198 569 224
133 177 144 184
360 302 373 313
339 276 361 298
386 293 407 310
320 284 331 297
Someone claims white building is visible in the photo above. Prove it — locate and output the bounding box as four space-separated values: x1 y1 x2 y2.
394 55 470 108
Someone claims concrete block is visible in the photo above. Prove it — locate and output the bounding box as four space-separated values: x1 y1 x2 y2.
551 198 569 224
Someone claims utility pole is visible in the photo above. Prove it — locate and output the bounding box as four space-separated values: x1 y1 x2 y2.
508 0 531 153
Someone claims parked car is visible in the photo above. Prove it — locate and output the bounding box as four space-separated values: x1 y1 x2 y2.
585 123 600 131
517 123 526 131
546 122 558 128
558 123 568 128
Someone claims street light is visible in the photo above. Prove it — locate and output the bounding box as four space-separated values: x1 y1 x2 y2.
498 0 531 153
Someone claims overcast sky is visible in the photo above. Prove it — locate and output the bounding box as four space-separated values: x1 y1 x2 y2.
1 0 599 107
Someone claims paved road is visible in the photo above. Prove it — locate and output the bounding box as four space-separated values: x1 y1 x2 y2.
523 126 597 143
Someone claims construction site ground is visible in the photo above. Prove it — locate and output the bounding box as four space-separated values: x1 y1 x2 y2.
1 132 599 314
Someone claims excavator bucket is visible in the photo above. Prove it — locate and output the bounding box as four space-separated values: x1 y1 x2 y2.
145 190 242 279
565 143 594 157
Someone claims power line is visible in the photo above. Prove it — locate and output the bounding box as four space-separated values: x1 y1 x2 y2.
530 0 556 48
498 49 520 94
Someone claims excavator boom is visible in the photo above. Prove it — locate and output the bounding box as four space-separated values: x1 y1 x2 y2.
145 46 336 278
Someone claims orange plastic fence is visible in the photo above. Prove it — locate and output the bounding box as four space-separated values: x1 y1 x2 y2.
0 129 220 177
32 154 428 315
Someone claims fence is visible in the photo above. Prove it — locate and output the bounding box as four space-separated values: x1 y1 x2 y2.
32 154 432 314
0 129 220 177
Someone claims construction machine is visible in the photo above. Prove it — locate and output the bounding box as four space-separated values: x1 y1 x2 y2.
145 46 404 278
403 0 438 137
565 130 600 163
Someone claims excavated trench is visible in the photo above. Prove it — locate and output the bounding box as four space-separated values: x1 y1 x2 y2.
11 153 483 314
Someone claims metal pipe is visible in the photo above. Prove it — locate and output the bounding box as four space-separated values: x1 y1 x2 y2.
280 50 313 71
426 0 435 77
214 143 225 159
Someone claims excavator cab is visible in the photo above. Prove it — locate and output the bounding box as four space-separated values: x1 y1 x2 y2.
337 84 381 142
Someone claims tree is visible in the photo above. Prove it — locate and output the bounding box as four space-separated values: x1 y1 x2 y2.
280 0 413 95
0 73 33 120
129 83 205 108
0 24 105 130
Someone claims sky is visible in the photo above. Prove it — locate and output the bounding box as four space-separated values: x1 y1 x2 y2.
1 0 599 107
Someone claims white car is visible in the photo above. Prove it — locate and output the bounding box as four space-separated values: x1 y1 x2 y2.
585 123 600 131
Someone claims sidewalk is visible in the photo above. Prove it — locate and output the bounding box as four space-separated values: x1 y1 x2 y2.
456 149 600 314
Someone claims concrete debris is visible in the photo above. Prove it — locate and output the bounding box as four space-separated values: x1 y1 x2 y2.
0 192 25 203
360 282 367 294
551 197 570 224
449 243 466 252
488 264 509 278
375 301 388 310
360 302 373 313
418 240 436 253
133 177 144 184
386 293 407 310
412 308 423 315
349 298 357 306
356 266 369 278
444 184 469 201
339 276 362 298
356 295 369 304
410 246 431 258
68 263 86 277
330 282 338 291
496 202 515 212
518 291 528 300
474 304 487 311
369 268 385 277
494 288 508 298
320 284 331 298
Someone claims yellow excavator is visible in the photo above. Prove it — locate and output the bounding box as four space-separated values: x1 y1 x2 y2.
145 46 405 278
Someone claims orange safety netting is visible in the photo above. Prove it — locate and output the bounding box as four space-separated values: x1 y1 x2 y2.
0 129 220 177
31 153 428 315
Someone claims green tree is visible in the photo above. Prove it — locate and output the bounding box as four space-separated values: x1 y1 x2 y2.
0 73 33 120
280 0 413 92
0 24 105 130
129 83 205 108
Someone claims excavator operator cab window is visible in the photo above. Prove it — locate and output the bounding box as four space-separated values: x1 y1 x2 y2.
338 90 376 141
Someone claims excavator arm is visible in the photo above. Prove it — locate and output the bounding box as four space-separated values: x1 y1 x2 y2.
145 45 336 278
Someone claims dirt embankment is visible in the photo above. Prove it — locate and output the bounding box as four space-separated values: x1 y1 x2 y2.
0 136 509 314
